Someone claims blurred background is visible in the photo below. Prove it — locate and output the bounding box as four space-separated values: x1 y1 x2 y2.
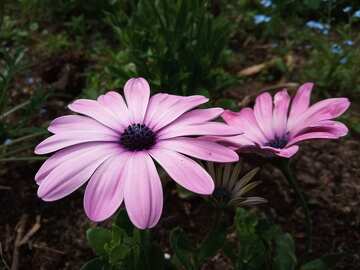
0 0 359 269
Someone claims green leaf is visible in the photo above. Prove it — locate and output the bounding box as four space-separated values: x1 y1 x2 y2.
300 253 344 270
169 227 194 270
273 233 297 270
114 209 133 236
86 228 112 256
80 258 108 270
197 216 226 265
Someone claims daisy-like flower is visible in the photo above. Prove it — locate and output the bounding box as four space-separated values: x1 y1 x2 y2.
205 161 266 208
205 83 350 158
34 78 240 229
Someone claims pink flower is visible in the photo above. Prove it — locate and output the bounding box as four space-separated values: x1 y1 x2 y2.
205 83 350 158
34 78 239 229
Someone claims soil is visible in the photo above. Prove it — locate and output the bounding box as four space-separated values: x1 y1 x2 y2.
1 37 359 270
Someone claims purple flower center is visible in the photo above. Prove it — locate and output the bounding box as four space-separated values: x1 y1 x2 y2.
120 124 156 151
267 136 288 149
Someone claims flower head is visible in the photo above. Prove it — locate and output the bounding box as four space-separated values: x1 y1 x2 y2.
34 78 239 229
254 14 271 24
205 161 266 208
305 20 330 35
205 83 350 158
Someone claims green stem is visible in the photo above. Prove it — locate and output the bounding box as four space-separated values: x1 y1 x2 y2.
277 159 312 253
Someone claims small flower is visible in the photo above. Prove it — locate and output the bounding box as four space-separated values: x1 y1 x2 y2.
204 83 350 158
260 0 272 8
305 20 330 34
34 77 239 229
331 43 343 54
353 9 360 18
343 6 352 13
3 138 12 145
340 57 348 64
206 161 266 207
254 14 271 24
343 40 354 46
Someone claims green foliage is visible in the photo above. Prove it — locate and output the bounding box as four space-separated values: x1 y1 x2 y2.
96 0 234 98
82 209 167 270
227 208 342 270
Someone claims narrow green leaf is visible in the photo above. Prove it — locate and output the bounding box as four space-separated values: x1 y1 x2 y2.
86 228 112 256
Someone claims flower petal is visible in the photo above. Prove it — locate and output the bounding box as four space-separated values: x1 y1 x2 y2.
149 148 214 195
288 97 350 135
37 144 123 201
288 82 314 121
35 142 117 184
68 99 124 131
222 109 267 144
34 131 119 155
287 121 348 146
124 78 150 124
254 92 274 140
48 115 120 136
145 93 208 131
124 152 163 229
156 137 239 162
260 145 299 158
200 135 256 147
170 108 224 126
157 122 240 140
84 153 131 222
272 89 290 138
97 91 131 127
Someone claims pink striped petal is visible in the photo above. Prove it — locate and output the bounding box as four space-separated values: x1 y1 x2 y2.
124 78 150 124
288 83 314 121
149 148 214 195
254 92 274 140
288 97 350 135
48 115 120 135
287 121 348 146
145 94 208 131
201 135 256 147
35 142 117 184
156 137 239 162
170 108 224 126
34 131 119 155
37 144 123 201
97 91 131 127
84 153 131 222
157 122 240 140
124 152 163 229
260 145 299 158
68 99 124 131
222 109 267 144
272 89 290 138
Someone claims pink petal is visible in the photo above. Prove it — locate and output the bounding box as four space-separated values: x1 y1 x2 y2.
254 92 274 140
156 137 239 162
68 99 124 132
35 142 116 184
97 91 131 127
157 122 240 140
288 97 350 135
288 82 314 121
260 145 299 158
84 153 131 222
144 94 208 131
201 135 256 147
272 89 290 138
124 78 150 124
124 152 163 229
170 108 224 126
48 115 120 136
37 144 123 201
149 148 214 195
222 109 267 144
287 121 348 146
35 131 119 155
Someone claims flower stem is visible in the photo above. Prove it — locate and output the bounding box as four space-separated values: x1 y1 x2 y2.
277 159 312 253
